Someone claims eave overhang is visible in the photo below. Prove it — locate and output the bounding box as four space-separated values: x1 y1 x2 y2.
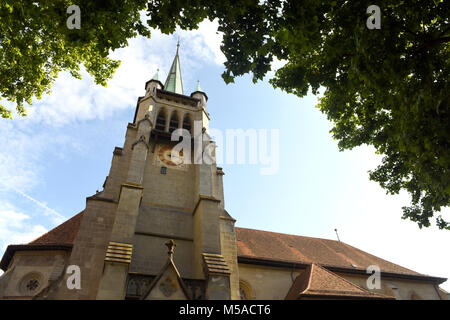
237 256 447 285
0 243 73 271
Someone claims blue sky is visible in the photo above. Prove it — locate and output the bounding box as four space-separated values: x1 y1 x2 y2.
0 20 449 290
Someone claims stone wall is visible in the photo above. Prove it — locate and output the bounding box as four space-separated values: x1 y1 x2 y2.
237 263 445 300
238 264 300 300
0 250 69 299
339 273 443 300
54 199 117 299
220 218 240 300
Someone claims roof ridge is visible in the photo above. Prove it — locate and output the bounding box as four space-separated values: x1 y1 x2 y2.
235 226 340 243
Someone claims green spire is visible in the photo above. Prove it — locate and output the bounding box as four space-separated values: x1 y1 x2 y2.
152 68 159 81
164 39 184 95
195 80 203 92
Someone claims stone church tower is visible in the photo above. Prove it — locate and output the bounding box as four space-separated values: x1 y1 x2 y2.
92 43 238 300
0 44 239 300
0 45 447 300
76 43 238 300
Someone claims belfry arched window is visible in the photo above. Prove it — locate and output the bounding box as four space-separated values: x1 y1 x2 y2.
155 109 166 131
169 111 179 133
182 113 192 134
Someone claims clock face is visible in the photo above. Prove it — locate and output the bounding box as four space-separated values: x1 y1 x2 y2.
157 145 184 167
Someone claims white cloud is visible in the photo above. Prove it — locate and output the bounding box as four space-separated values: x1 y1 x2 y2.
26 37 160 126
11 188 65 225
14 22 225 127
177 19 226 65
0 120 86 194
0 202 47 251
0 122 44 193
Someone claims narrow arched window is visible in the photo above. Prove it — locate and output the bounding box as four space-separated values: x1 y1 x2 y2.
182 114 192 134
127 279 138 297
155 109 166 131
239 280 254 300
169 112 179 133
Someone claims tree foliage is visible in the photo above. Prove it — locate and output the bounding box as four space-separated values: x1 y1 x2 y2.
0 0 150 118
0 0 448 229
145 0 449 229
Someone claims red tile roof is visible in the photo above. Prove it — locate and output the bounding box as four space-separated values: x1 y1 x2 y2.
235 227 422 276
285 263 392 299
29 211 84 245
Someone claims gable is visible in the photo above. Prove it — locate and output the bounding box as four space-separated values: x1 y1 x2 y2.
285 263 391 299
141 259 190 300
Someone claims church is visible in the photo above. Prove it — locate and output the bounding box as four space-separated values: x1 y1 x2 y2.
0 45 447 300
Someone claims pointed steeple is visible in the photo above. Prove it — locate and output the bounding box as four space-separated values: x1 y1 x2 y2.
164 38 184 95
195 80 203 92
191 79 208 103
152 68 159 81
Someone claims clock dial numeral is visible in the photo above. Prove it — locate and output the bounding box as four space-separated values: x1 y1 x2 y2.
157 145 184 167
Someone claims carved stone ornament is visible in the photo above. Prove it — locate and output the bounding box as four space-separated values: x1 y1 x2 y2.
159 277 177 297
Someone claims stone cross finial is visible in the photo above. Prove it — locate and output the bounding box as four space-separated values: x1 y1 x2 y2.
165 239 176 258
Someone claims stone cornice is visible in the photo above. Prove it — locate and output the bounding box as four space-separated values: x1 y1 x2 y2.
121 182 144 190
86 195 117 203
192 195 221 216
